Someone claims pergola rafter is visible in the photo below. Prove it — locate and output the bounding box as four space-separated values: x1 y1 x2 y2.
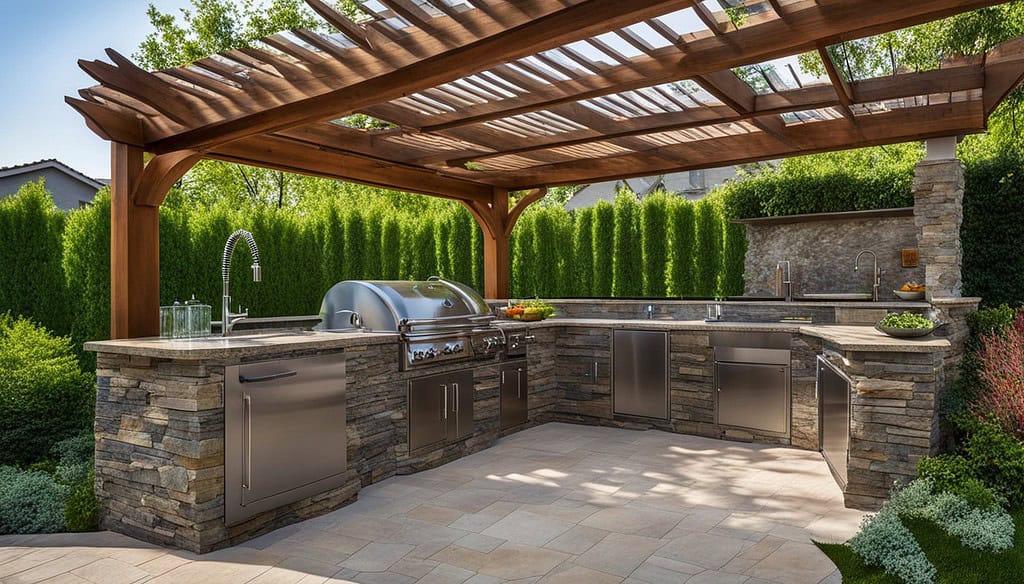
67 0 1024 339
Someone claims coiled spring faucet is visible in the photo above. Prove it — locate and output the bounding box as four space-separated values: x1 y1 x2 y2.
222 229 262 336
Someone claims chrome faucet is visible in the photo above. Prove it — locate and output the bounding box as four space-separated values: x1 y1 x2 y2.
222 229 262 336
854 250 880 302
776 260 792 302
646 304 654 320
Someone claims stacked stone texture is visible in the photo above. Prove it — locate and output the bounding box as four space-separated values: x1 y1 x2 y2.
913 159 965 300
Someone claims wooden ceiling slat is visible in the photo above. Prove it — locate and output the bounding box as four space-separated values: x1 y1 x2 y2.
817 45 855 120
146 0 692 153
692 2 727 35
304 0 374 51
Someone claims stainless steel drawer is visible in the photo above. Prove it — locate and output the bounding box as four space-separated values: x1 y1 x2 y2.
225 353 346 526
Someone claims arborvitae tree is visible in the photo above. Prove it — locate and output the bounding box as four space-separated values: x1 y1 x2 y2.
448 208 474 286
554 208 575 297
591 201 615 297
511 212 537 297
363 207 383 280
343 210 366 280
722 222 747 296
668 198 697 297
640 193 669 297
470 216 484 293
694 199 723 297
533 208 561 297
572 207 594 296
380 213 401 279
612 192 642 297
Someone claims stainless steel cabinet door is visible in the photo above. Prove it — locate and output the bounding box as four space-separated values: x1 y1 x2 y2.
450 370 475 440
409 375 447 451
225 354 346 525
500 362 528 429
818 357 850 486
716 362 789 434
613 330 669 419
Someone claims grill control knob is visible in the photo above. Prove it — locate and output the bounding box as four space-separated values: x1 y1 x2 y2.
413 350 425 361
454 342 464 353
425 347 438 359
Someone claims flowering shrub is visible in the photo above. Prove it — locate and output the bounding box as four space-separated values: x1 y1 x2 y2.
974 310 1024 439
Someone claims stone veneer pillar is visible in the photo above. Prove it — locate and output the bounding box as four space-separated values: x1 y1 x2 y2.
913 157 965 301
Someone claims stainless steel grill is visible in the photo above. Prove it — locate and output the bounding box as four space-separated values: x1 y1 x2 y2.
317 277 504 370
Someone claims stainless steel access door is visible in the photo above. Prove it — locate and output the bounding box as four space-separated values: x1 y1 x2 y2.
613 330 669 420
500 361 528 429
449 369 475 441
817 356 851 487
225 353 346 526
409 374 447 451
715 361 789 434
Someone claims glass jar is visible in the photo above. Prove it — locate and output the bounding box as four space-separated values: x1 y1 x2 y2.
159 306 175 338
185 295 212 338
171 299 188 339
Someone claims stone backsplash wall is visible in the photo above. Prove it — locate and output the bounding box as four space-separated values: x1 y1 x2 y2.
743 213 924 299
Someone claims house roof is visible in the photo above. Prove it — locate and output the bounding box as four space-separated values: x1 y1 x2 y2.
0 159 106 191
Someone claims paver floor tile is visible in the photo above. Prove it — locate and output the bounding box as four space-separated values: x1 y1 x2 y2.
745 541 837 584
539 563 623 584
654 532 747 571
543 524 610 555
69 558 150 584
339 543 414 572
575 533 664 578
480 510 575 547
475 543 569 580
580 506 685 538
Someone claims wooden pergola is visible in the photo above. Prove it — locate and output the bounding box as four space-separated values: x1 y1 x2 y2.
69 0 1024 339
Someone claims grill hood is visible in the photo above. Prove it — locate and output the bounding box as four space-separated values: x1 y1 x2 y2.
317 278 491 332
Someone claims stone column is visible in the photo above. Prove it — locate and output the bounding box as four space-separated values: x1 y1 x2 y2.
913 155 964 301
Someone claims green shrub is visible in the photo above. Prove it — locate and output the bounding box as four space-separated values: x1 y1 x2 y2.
694 199 723 297
62 191 111 368
918 455 1003 509
612 193 641 297
850 494 936 584
380 213 401 280
962 150 1024 307
0 466 68 534
63 469 99 533
0 315 94 466
591 201 614 297
960 418 1024 509
447 209 474 287
0 181 68 335
572 207 594 296
668 199 696 297
533 208 564 297
640 193 669 297
722 221 746 296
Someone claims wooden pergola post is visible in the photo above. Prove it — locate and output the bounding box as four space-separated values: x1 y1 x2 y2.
466 187 546 300
110 143 157 339
109 146 202 339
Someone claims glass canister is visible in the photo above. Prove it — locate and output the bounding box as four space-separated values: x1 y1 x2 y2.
160 305 175 338
185 294 212 338
171 299 188 338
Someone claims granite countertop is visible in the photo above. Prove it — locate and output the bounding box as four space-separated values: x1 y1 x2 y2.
84 329 399 359
497 318 951 352
87 316 950 359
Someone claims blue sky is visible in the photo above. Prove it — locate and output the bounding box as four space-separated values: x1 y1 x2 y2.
0 0 191 179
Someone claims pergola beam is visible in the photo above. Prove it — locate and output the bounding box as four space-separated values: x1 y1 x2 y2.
817 45 855 120
146 0 694 153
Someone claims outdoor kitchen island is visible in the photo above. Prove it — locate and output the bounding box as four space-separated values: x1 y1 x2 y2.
86 301 967 553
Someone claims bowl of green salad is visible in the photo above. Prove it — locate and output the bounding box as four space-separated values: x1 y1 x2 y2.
875 311 937 338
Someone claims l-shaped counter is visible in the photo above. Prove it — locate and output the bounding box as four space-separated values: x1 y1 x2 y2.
85 298 976 553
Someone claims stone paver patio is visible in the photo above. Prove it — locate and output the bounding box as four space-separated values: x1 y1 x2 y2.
0 423 865 584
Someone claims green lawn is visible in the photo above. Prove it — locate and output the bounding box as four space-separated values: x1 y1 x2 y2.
817 509 1024 583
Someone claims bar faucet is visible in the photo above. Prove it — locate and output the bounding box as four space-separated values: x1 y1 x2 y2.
222 229 262 336
854 250 880 302
776 260 792 302
646 304 654 320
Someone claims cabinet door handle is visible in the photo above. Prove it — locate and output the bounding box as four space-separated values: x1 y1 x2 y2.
441 384 448 420
239 370 297 383
517 368 522 398
452 383 459 413
593 361 599 379
242 394 252 490
501 370 505 384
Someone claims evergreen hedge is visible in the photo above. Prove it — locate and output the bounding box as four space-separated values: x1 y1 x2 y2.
668 198 697 297
612 194 642 297
641 193 669 297
591 201 615 297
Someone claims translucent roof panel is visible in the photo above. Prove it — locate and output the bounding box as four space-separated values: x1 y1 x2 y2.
650 7 707 37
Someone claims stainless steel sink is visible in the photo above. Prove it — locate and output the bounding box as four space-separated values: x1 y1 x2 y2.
799 293 873 301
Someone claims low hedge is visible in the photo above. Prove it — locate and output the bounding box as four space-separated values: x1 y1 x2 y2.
0 315 94 466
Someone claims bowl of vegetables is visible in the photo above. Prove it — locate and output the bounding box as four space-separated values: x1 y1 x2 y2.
504 299 556 321
875 311 937 338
